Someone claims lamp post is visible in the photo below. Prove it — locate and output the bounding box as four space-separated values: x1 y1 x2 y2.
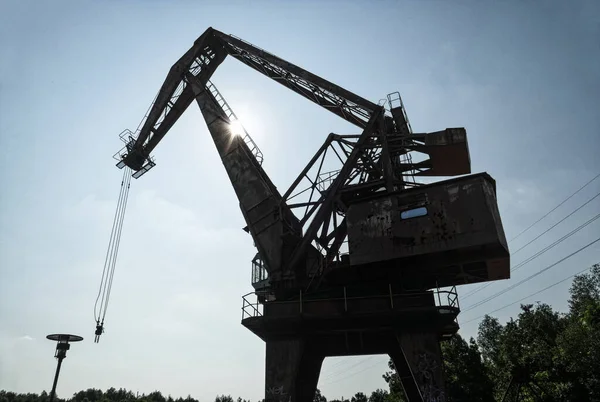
46 334 83 402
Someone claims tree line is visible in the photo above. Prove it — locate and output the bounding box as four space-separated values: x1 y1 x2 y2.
2 263 598 402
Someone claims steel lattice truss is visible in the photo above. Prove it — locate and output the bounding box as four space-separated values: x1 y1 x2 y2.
117 27 446 291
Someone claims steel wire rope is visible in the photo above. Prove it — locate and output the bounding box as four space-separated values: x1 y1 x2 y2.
96 170 131 324
462 236 600 313
99 177 126 320
94 168 130 322
462 212 600 300
98 170 130 321
101 169 132 322
461 187 600 299
461 264 596 325
94 168 133 341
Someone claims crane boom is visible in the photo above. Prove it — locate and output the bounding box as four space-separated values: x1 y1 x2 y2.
184 72 306 285
213 31 378 127
117 27 386 294
121 27 377 171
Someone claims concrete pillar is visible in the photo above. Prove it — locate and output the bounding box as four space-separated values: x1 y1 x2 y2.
265 339 324 402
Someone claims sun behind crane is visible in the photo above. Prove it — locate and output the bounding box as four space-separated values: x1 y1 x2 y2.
229 119 245 137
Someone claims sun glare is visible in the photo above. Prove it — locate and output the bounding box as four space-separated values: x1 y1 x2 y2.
229 119 245 137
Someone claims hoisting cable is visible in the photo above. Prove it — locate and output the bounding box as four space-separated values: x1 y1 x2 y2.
93 167 133 342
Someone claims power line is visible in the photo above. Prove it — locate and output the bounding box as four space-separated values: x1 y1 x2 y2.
462 236 600 313
320 356 375 382
322 357 386 385
324 356 356 372
461 265 595 325
509 172 600 242
511 190 600 256
511 213 600 273
462 189 600 300
461 212 600 301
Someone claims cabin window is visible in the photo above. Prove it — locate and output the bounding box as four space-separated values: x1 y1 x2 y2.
400 206 428 220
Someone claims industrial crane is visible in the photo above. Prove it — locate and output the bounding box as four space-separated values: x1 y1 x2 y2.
97 27 510 402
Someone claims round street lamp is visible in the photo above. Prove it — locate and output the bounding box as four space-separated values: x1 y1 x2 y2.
46 334 83 402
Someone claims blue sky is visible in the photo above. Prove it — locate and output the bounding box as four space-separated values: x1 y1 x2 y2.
1 0 599 400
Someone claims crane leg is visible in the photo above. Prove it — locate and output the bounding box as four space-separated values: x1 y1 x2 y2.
265 339 324 402
390 332 446 402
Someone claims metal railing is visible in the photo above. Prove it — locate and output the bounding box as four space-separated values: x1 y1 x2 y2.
251 254 269 285
205 80 264 165
387 91 413 135
113 129 156 178
241 285 459 320
242 292 264 319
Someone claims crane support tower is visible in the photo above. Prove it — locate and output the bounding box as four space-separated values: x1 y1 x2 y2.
115 27 510 402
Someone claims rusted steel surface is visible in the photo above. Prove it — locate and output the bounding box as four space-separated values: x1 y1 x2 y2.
346 173 510 287
243 290 459 343
417 128 471 176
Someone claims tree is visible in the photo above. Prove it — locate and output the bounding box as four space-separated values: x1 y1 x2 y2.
556 263 600 400
214 396 233 402
146 392 166 402
350 392 367 402
382 359 403 398
440 334 494 401
477 303 568 400
367 389 389 402
314 388 327 402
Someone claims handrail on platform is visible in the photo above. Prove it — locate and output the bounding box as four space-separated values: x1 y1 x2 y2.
241 285 459 320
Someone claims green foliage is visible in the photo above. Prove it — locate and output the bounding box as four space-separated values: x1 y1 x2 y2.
313 389 327 402
556 263 600 400
366 389 387 402
475 263 600 401
350 392 367 402
440 334 494 401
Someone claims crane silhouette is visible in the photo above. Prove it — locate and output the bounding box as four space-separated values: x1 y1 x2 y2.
105 27 510 402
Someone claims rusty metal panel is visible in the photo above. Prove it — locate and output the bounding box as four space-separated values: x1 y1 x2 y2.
418 128 471 176
346 173 509 286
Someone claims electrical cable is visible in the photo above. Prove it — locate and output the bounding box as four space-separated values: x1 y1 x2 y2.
511 190 600 256
461 187 600 300
462 236 600 313
320 356 375 382
509 172 600 242
461 212 600 301
321 357 385 386
461 265 595 325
